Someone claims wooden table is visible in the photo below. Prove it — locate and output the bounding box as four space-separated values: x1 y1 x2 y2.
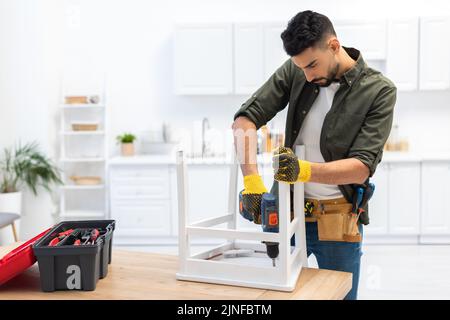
0 243 351 300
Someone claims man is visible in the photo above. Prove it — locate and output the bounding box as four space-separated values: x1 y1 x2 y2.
232 10 396 300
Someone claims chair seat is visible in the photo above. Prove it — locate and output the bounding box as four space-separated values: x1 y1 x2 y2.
0 213 20 228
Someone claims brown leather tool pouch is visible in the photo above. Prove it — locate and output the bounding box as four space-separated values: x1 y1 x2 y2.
308 199 362 243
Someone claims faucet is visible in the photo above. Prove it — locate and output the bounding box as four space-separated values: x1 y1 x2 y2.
202 117 210 157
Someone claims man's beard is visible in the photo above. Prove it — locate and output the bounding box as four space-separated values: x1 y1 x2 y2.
312 63 340 87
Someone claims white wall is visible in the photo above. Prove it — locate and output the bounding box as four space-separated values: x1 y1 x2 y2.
0 0 62 242
1 0 450 240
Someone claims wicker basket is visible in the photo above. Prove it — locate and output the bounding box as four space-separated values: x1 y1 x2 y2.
69 176 102 185
65 96 88 104
72 123 99 131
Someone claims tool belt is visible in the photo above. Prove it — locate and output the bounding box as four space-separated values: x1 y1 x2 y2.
303 197 362 243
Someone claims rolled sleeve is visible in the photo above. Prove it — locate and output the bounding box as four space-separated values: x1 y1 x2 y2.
348 85 397 177
233 59 293 129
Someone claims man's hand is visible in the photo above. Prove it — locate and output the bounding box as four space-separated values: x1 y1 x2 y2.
241 174 267 224
272 147 312 183
272 147 299 183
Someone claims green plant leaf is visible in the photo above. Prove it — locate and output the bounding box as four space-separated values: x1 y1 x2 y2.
116 132 137 144
0 141 62 195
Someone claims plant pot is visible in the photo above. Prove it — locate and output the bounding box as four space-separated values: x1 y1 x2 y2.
121 143 135 156
0 191 22 215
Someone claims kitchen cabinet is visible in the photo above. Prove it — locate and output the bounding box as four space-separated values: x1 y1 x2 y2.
388 162 421 234
386 18 419 91
110 165 173 243
234 23 265 94
176 22 289 95
420 162 450 236
419 17 450 90
334 19 387 60
262 23 289 80
112 199 171 236
174 23 233 94
174 17 450 95
365 163 389 235
233 22 289 95
365 161 421 242
184 164 232 224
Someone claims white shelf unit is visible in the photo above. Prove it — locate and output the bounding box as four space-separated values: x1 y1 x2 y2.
58 81 109 220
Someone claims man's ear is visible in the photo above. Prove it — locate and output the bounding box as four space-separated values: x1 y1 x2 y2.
328 37 340 53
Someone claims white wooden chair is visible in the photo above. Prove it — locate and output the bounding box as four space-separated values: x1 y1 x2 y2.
175 146 308 291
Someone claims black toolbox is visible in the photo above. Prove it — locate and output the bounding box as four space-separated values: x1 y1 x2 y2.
32 220 115 292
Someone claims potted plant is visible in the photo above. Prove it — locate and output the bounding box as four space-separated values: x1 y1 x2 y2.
116 133 137 156
0 142 63 215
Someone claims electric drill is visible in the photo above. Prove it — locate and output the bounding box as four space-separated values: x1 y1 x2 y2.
239 191 279 267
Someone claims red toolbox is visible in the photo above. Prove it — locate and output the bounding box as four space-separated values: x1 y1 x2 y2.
0 229 51 286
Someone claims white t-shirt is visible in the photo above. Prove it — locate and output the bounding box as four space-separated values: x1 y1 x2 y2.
293 82 342 200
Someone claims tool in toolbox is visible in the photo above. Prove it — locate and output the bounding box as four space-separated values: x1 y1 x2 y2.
48 228 103 246
88 229 100 244
81 229 91 244
48 229 77 246
239 191 279 267
81 228 100 245
58 229 82 246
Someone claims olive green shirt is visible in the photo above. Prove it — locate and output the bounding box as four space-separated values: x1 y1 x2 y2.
233 47 397 225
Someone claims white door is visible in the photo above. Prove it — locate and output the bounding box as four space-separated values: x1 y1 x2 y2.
421 162 450 234
334 19 387 60
386 18 419 91
365 163 389 235
174 23 233 94
263 23 290 80
419 17 450 90
234 23 264 94
388 162 421 234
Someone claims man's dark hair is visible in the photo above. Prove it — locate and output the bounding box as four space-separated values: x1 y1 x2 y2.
281 10 336 56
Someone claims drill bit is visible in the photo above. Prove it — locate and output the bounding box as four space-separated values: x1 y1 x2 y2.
266 242 279 267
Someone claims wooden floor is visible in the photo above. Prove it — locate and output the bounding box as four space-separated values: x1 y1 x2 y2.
117 244 450 300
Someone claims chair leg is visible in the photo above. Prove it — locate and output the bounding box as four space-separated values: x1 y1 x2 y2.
11 223 18 242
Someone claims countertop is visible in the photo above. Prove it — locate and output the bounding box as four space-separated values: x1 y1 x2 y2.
0 242 351 300
108 151 450 166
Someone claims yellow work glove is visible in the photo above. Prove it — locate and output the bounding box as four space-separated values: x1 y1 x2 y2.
241 174 268 224
272 147 312 183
